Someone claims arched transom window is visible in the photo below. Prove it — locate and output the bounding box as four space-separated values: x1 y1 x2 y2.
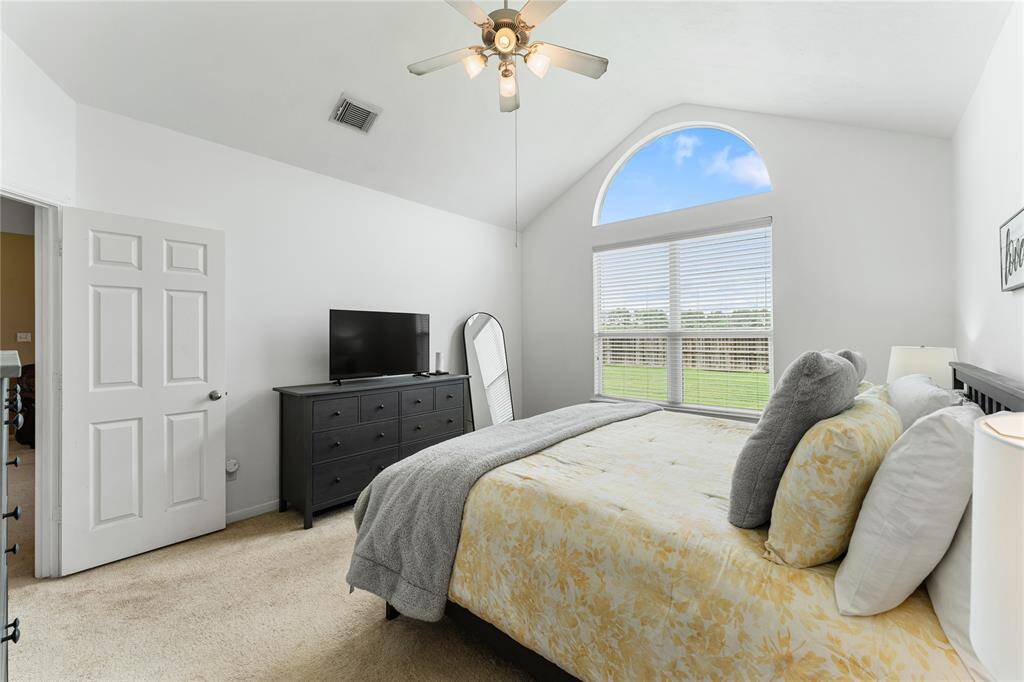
596 126 771 226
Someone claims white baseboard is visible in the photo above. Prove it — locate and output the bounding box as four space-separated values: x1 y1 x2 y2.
226 500 279 525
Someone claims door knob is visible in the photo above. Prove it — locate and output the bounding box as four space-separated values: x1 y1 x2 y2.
208 390 226 401
5 544 18 556
6 456 19 468
3 507 20 521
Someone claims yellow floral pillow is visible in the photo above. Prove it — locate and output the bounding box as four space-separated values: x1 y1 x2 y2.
764 395 902 568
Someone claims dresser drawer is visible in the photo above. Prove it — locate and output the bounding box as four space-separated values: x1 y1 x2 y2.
401 407 463 441
312 420 399 464
313 397 358 431
360 392 399 422
401 387 434 415
313 448 402 504
435 383 464 410
401 431 462 459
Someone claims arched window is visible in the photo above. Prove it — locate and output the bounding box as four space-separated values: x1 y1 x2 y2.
595 126 771 226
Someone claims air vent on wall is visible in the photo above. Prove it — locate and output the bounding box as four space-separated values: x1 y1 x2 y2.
330 93 380 133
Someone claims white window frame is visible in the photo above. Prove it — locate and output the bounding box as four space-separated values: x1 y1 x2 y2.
593 218 774 421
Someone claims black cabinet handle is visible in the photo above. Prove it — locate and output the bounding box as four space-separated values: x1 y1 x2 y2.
2 618 19 645
333 476 341 483
332 441 342 448
333 411 342 416
3 507 20 521
376 465 386 473
6 456 19 468
5 544 17 556
414 399 422 404
447 418 454 424
414 425 422 431
446 394 454 399
377 432 385 438
376 403 385 410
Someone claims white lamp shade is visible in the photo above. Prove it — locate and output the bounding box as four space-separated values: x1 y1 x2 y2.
972 413 1024 681
886 346 958 388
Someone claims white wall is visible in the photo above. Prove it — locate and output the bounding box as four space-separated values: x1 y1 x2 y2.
953 3 1024 382
522 104 954 416
0 33 76 204
74 105 522 521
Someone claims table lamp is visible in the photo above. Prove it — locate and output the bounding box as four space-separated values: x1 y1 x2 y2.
886 346 958 388
972 412 1024 681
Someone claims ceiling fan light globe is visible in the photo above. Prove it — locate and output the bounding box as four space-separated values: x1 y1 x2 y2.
499 72 518 98
525 51 551 78
461 53 486 79
494 27 517 53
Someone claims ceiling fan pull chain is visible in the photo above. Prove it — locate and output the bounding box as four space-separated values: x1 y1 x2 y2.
514 108 519 248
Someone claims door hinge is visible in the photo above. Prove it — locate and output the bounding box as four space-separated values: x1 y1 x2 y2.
54 371 62 392
57 238 63 257
54 506 61 523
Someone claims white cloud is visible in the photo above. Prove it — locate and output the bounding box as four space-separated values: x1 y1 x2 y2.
673 134 700 167
704 146 771 188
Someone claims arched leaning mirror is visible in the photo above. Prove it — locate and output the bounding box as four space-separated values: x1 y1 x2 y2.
463 312 514 428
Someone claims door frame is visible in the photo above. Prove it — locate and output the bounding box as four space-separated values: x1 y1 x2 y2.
1 188 62 578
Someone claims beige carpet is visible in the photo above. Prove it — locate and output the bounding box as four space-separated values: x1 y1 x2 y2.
8 484 530 680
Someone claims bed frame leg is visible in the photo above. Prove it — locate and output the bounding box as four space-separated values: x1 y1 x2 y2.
385 602 399 621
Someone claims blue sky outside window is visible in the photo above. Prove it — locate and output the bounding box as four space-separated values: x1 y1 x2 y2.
598 127 771 225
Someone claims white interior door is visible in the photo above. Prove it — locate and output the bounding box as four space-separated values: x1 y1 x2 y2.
60 209 225 575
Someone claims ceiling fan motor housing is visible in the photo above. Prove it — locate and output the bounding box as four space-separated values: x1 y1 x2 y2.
483 8 530 50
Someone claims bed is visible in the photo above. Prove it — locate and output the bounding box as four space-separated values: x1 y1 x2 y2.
384 363 1023 680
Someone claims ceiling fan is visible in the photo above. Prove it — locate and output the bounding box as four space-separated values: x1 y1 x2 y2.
407 0 609 112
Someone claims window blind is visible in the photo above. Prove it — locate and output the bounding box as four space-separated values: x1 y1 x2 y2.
593 223 773 414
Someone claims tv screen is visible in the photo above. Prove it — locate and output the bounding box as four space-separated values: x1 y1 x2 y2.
330 310 429 380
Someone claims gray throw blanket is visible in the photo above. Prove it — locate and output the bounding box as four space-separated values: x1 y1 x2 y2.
346 401 660 621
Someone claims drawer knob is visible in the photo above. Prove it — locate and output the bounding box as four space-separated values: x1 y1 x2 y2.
333 411 343 416
333 476 341 483
3 506 20 521
446 394 454 399
447 418 454 424
377 432 385 438
2 618 19 645
376 464 386 473
6 456 19 468
333 441 342 448
414 399 422 404
4 543 17 556
414 425 422 431
377 403 385 410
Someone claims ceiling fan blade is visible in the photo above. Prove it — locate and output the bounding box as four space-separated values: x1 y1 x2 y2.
499 74 520 113
408 47 479 76
534 42 608 79
445 1 493 28
517 0 566 29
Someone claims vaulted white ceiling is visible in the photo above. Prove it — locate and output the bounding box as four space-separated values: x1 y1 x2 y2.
1 1 1011 228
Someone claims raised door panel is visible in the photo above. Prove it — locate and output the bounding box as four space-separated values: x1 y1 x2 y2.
91 285 141 390
90 229 141 270
164 239 207 275
166 411 206 507
91 418 142 526
164 290 207 385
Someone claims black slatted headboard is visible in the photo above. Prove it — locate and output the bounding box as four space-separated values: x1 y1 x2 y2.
951 362 1024 414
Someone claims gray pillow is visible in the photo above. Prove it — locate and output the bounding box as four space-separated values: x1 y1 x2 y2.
728 351 859 528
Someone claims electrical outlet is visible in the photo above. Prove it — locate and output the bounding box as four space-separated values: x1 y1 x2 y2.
16 332 31 343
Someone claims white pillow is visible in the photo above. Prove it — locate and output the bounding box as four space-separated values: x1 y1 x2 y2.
926 503 993 681
887 373 963 430
835 403 983 616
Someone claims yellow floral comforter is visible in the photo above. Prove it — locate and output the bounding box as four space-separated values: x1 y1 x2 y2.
448 410 967 681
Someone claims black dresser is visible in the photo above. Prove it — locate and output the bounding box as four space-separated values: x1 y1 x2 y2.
274 374 471 528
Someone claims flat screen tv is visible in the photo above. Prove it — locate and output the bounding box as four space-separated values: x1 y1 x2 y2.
330 309 429 381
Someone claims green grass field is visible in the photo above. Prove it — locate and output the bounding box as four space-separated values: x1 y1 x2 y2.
601 364 770 410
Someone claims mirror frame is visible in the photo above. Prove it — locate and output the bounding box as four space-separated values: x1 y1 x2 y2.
462 311 515 428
